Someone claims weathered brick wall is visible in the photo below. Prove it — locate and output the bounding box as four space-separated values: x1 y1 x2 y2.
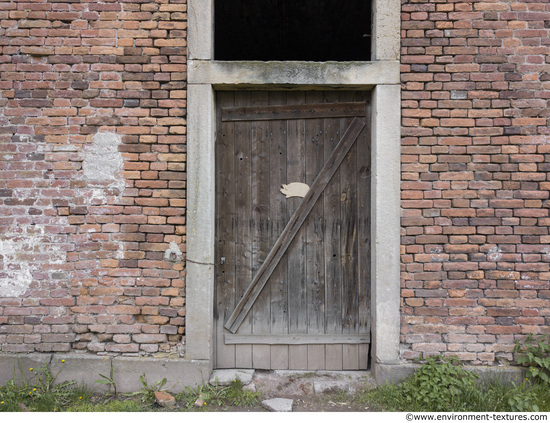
401 0 550 364
0 0 187 355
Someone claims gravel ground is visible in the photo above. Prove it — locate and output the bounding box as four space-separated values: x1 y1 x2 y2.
226 370 377 412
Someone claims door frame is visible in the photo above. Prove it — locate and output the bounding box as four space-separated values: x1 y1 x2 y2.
186 0 401 383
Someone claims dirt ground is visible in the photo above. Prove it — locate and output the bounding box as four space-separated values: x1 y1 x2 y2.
217 370 376 412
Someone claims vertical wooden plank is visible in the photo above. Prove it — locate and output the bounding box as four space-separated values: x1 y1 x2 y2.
215 91 236 368
307 345 325 370
339 92 359 336
305 91 325 339
235 345 253 368
325 344 344 371
286 91 308 368
356 92 371 370
251 91 271 369
270 345 289 370
343 344 360 370
269 91 289 369
304 91 326 369
234 91 253 368
289 345 308 370
322 92 343 337
358 343 369 370
252 350 271 370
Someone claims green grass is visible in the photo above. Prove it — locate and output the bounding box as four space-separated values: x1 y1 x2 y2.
65 399 146 412
355 377 550 412
0 378 87 412
0 361 96 412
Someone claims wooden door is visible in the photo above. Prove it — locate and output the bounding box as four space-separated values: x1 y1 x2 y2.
215 91 371 370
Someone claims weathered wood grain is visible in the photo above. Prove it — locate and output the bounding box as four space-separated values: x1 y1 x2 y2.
323 92 343 336
234 91 253 367
215 91 236 368
222 102 366 122
224 117 365 333
308 345 325 370
286 92 308 339
250 92 271 368
215 91 372 370
343 344 360 370
305 92 325 338
325 344 344 370
225 334 370 345
268 92 290 369
289 345 308 370
357 92 372 337
339 98 359 334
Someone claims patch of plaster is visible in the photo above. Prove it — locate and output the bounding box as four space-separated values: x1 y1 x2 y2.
82 132 125 198
487 246 502 262
116 243 125 260
164 242 183 263
0 225 65 297
51 306 67 317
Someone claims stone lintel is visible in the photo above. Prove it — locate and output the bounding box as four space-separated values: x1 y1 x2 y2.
189 60 400 88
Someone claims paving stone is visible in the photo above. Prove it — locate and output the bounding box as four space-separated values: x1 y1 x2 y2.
209 368 255 386
262 398 294 412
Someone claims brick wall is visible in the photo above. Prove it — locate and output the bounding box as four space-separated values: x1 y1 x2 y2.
0 0 187 355
401 0 550 364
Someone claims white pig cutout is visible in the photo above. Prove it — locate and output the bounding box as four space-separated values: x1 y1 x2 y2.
280 182 310 198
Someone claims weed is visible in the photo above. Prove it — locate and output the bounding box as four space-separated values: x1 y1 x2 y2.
507 381 539 412
175 379 260 410
400 355 479 411
95 362 117 396
355 357 546 412
223 379 260 407
26 361 66 392
71 382 96 402
125 373 172 404
514 334 550 385
176 386 202 408
0 358 82 412
529 382 550 411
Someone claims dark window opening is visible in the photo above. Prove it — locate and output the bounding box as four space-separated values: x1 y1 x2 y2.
215 1 372 61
